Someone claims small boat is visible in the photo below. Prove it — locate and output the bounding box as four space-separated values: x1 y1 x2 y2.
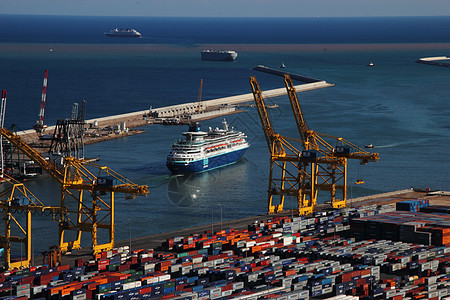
355 179 365 185
365 144 374 148
280 62 286 68
105 28 142 38
266 104 279 109
367 61 374 67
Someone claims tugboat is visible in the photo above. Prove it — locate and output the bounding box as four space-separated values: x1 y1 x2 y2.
367 61 374 67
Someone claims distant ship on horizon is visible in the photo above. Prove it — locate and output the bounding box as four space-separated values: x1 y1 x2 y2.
104 28 142 38
201 49 238 61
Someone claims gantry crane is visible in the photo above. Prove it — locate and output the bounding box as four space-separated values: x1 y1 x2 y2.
283 74 379 209
0 126 148 256
0 174 66 269
250 76 323 215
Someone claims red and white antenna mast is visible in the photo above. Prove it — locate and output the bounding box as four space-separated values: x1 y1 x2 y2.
1 90 6 178
34 70 48 133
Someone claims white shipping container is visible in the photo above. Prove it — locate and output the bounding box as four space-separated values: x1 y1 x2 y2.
439 288 449 297
246 241 256 247
384 289 396 298
420 262 431 272
426 275 437 285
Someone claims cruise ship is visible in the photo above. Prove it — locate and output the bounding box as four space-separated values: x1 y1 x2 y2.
104 28 142 37
201 50 238 61
166 120 249 174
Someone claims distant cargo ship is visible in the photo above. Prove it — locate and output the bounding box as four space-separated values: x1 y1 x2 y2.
104 28 142 37
166 120 249 174
201 50 238 61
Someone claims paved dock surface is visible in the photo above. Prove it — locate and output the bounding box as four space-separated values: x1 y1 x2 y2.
57 189 450 267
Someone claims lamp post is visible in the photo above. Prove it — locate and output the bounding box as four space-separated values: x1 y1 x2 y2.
211 206 214 234
219 204 223 232
128 218 131 251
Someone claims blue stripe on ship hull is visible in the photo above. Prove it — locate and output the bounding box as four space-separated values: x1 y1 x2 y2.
167 147 248 174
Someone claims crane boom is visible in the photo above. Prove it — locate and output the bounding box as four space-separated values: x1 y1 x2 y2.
284 75 317 150
0 125 148 255
0 127 64 181
250 76 280 153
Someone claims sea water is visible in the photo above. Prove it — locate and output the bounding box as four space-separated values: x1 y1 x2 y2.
1 15 450 252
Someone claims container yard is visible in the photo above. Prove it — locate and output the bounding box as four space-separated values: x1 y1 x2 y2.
1 190 450 299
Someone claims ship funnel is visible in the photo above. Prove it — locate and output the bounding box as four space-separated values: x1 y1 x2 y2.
222 119 228 130
189 122 201 132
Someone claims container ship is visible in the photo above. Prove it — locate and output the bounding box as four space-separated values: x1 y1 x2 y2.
201 50 238 61
166 120 249 174
104 28 142 37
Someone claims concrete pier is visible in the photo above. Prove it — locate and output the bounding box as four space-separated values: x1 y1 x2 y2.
416 56 450 67
149 79 333 119
18 79 334 146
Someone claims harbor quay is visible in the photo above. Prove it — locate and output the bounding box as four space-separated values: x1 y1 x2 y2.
17 80 333 148
8 189 448 299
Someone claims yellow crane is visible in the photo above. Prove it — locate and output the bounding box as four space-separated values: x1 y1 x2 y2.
283 74 379 209
250 76 320 215
0 174 66 269
0 127 148 256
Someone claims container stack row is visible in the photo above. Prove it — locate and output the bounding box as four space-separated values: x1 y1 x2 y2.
3 204 450 299
350 210 450 246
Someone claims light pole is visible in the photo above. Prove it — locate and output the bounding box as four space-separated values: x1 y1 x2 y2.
211 207 214 234
219 204 223 232
128 218 131 251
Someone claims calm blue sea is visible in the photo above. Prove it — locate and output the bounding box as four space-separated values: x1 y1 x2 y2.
1 15 450 253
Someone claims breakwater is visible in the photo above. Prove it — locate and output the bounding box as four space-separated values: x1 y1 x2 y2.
416 56 450 67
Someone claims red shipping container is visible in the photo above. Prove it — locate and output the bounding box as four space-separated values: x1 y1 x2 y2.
20 276 34 285
58 265 70 271
139 286 152 295
75 258 84 267
221 284 233 292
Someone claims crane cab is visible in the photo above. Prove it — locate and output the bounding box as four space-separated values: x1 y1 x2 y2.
301 150 318 162
335 146 350 157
